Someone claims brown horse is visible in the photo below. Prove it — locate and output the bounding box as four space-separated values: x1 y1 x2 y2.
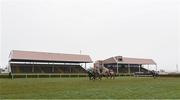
98 66 115 79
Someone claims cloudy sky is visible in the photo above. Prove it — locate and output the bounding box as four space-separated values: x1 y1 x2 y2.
1 0 180 72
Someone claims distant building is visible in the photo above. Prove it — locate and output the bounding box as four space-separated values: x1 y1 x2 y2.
95 56 157 74
8 50 92 74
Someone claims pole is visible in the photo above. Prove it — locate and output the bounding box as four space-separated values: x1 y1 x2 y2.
70 66 71 73
139 64 141 72
117 63 118 74
32 62 34 73
85 63 86 70
8 61 11 74
128 64 130 74
52 63 54 73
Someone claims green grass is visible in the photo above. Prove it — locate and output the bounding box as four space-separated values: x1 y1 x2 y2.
0 77 180 99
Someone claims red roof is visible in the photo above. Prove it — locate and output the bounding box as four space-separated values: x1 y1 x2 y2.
10 50 92 63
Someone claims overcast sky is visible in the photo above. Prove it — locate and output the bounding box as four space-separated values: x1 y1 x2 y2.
1 0 180 72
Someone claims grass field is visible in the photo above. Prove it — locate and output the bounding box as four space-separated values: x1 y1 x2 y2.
0 77 180 99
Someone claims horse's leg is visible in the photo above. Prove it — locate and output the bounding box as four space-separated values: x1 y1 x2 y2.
89 75 92 80
99 74 102 80
93 74 95 80
97 74 100 80
100 75 102 80
153 75 156 79
113 74 115 79
109 73 112 79
107 74 109 79
106 74 108 79
156 74 158 78
111 73 113 79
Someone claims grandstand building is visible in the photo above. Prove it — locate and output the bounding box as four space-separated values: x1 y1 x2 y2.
95 56 157 74
8 50 92 73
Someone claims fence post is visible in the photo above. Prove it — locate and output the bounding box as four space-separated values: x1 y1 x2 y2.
26 74 27 78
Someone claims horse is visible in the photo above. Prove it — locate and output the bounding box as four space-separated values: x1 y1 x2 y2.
87 66 116 80
97 66 115 79
87 68 102 80
150 70 159 79
108 69 115 79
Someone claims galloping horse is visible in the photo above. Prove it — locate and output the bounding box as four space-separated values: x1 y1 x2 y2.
109 69 116 79
151 70 159 79
87 68 102 80
87 66 115 80
98 66 115 79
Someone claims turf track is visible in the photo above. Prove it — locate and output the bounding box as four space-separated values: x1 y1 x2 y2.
0 77 180 99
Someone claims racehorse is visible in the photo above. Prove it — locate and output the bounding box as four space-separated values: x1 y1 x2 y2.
87 66 115 80
108 69 116 79
87 68 102 80
98 66 115 79
151 70 159 79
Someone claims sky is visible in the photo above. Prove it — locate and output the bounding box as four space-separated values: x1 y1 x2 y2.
0 0 180 72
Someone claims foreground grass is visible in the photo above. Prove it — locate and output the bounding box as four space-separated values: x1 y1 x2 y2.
0 77 180 99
